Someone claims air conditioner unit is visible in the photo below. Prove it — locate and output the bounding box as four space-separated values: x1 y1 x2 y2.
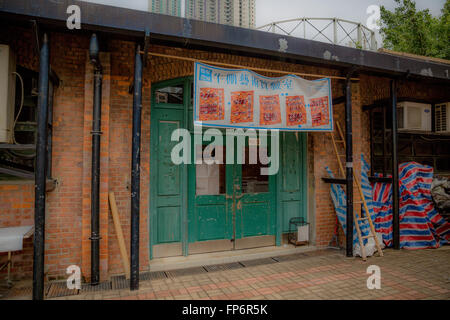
435 102 450 133
0 44 16 143
397 101 431 131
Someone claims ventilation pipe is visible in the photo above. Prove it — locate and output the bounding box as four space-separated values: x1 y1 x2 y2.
89 33 102 285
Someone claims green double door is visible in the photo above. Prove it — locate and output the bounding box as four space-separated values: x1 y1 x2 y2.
150 78 306 258
187 132 277 254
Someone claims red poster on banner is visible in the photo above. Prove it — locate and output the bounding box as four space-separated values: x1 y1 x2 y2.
310 96 330 127
286 95 307 126
199 88 225 121
259 95 281 125
230 91 254 123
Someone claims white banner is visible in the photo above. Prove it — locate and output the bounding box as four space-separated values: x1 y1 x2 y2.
193 62 333 131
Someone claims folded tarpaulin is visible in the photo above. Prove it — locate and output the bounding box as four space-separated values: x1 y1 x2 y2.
372 162 450 249
0 226 34 252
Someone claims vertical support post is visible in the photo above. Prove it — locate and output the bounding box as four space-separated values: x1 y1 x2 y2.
46 83 54 178
89 34 102 285
130 44 143 291
369 109 373 177
357 23 362 48
33 33 49 300
345 74 354 257
7 252 12 284
382 106 387 177
303 18 306 38
333 18 337 44
371 31 376 50
391 79 400 249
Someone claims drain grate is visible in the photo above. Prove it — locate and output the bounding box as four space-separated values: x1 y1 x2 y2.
239 258 277 267
81 281 112 293
165 267 207 278
303 250 334 257
2 285 32 298
111 275 129 290
203 262 244 272
272 253 308 262
46 281 79 298
141 271 167 281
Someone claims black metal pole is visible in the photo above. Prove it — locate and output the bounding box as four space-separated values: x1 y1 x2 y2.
46 83 53 179
89 34 102 285
391 79 400 249
33 33 49 300
130 44 143 291
345 75 354 257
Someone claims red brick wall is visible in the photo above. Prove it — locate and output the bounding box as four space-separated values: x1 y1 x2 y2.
44 33 89 280
0 184 34 280
106 40 151 277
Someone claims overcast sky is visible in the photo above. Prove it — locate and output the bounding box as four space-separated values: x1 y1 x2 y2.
81 0 446 46
81 0 445 20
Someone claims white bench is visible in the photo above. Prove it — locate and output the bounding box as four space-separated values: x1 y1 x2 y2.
0 226 34 287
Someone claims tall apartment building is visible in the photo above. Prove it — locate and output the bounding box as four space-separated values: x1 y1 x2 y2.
149 0 182 16
185 0 255 28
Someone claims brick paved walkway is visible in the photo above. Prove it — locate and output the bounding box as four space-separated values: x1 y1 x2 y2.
3 247 450 300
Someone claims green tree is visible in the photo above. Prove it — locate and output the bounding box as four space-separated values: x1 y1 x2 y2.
380 0 450 60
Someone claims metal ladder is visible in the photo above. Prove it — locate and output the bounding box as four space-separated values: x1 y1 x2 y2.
329 122 383 260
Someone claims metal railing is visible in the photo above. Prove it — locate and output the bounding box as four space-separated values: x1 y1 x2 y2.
257 18 377 51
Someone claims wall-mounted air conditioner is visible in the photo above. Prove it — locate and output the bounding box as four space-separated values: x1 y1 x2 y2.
0 44 16 143
435 102 450 133
397 101 431 131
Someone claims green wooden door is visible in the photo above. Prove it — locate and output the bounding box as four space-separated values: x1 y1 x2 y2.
188 132 277 252
187 133 235 253
234 134 277 249
277 132 307 245
150 78 189 258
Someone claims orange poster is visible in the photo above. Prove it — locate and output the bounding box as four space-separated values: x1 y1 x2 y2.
199 88 225 121
259 95 282 125
286 95 307 126
310 96 330 127
230 91 254 123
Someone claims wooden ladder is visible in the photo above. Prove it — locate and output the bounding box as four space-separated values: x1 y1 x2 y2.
329 122 383 260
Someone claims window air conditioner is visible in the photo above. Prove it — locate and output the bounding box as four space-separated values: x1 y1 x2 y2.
435 102 450 133
397 101 431 132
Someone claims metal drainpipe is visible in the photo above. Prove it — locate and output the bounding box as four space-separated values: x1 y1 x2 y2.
391 79 400 249
345 72 354 257
33 33 49 301
89 34 102 285
130 44 143 291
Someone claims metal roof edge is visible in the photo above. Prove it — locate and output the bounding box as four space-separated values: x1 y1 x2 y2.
1 0 449 82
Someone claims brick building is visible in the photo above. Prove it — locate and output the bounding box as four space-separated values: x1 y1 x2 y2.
0 0 449 298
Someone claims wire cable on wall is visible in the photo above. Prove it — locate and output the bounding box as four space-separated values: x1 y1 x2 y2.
7 71 36 159
11 71 24 145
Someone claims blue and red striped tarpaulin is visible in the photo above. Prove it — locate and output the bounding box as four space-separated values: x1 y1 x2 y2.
326 155 383 257
327 156 450 252
372 162 450 249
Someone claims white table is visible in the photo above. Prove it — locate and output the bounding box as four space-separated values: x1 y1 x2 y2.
0 226 34 287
